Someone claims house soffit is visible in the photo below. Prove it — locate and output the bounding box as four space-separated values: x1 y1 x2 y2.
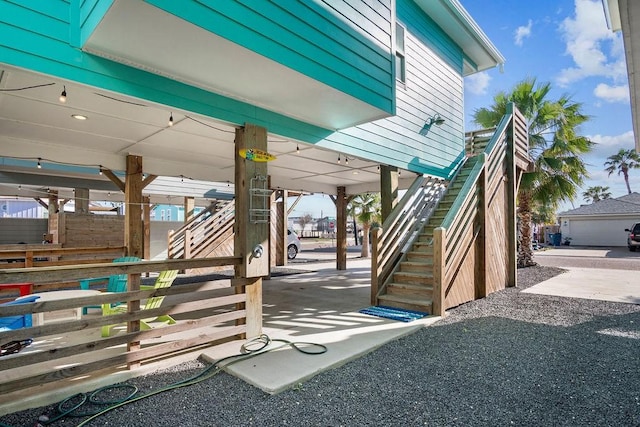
413 0 505 75
83 0 387 131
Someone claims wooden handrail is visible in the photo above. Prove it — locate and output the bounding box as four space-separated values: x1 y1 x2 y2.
168 200 235 260
0 256 241 284
372 175 445 297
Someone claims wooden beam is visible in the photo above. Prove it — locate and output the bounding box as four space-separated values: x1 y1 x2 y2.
34 198 48 210
102 168 125 192
142 174 157 189
287 193 303 215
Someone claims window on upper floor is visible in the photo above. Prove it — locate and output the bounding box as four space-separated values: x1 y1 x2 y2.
395 23 406 84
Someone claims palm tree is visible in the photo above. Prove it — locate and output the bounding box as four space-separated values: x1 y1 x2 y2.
582 186 611 203
474 78 593 267
604 149 640 194
348 193 381 258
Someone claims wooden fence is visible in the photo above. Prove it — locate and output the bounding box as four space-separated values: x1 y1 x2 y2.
0 257 259 404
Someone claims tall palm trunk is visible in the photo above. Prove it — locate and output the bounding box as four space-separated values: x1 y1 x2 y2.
517 190 537 268
360 223 371 258
623 168 632 194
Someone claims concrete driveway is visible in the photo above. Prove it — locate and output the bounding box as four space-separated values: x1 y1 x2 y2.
524 246 640 304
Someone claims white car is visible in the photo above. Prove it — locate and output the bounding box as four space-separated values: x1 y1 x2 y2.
287 229 301 259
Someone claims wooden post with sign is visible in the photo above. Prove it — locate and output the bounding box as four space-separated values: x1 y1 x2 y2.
234 123 270 338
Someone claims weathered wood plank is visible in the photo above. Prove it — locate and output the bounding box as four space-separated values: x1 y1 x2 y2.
0 257 242 284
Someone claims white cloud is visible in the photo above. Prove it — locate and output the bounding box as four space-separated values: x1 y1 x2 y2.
465 72 491 95
587 130 635 158
557 0 626 86
514 20 533 46
593 83 630 103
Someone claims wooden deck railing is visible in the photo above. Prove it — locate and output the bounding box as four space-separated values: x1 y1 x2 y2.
432 102 529 314
0 245 126 269
370 103 529 315
0 256 260 401
168 200 235 260
370 175 446 300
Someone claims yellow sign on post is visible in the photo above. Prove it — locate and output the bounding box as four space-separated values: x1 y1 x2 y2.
239 148 276 162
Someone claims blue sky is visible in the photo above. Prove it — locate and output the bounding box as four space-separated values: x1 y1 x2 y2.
291 0 637 218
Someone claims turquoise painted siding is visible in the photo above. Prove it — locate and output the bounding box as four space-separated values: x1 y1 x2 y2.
70 0 114 47
319 0 466 179
147 0 394 114
0 0 466 179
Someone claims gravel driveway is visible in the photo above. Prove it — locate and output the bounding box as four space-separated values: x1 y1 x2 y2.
2 265 639 427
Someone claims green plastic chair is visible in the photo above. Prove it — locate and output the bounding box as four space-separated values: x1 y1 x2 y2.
101 269 179 337
80 256 141 314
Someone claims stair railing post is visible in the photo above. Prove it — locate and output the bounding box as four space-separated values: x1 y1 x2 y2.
370 227 381 305
506 104 518 287
432 226 446 316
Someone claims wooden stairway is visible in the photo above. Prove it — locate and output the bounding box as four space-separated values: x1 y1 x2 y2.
377 159 476 313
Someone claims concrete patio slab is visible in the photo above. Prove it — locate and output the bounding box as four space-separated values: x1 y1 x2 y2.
522 267 640 304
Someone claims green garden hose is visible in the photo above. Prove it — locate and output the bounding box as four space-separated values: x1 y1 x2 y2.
24 334 327 427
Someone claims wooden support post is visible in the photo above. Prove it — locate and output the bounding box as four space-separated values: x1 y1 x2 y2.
370 227 381 304
275 190 287 266
380 165 398 223
74 188 89 214
245 278 262 337
335 186 348 270
47 190 59 244
432 227 446 316
476 158 488 298
184 197 195 222
234 123 269 338
143 196 150 276
124 155 143 360
506 105 518 287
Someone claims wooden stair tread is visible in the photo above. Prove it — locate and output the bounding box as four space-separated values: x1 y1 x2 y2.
378 293 432 309
387 282 433 291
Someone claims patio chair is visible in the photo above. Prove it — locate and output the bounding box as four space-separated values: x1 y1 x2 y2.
101 269 178 337
0 295 40 332
79 256 141 314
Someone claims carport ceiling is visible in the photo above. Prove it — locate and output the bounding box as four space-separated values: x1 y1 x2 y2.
0 66 388 196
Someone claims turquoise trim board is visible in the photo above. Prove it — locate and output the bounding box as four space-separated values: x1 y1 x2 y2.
70 0 114 48
0 0 470 180
147 0 394 114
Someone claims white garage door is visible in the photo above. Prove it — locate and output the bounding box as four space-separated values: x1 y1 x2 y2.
562 218 634 247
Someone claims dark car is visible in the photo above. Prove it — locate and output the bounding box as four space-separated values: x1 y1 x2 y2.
625 223 640 251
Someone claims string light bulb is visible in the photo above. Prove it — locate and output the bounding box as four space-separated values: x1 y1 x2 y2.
337 154 341 164
59 86 67 103
296 144 300 154
99 165 103 175
345 157 349 165
37 158 42 169
168 112 174 126
377 165 380 171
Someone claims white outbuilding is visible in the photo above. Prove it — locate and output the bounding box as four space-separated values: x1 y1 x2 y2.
557 193 640 247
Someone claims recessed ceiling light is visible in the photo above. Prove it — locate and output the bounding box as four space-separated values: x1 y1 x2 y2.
71 114 87 120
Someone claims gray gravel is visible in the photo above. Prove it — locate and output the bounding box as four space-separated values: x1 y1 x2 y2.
2 265 640 427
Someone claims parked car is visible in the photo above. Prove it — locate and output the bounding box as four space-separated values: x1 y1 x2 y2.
287 229 301 259
625 223 640 251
